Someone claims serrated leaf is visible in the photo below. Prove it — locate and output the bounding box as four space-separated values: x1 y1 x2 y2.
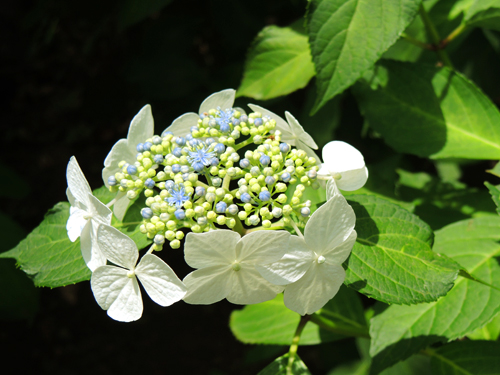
1 187 151 288
237 25 315 100
257 354 311 375
467 312 500 341
344 195 460 305
484 181 500 215
307 0 421 113
429 340 500 374
369 216 500 374
230 286 365 345
465 0 500 31
354 61 500 159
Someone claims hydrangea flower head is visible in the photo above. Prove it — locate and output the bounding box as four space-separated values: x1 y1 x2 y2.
257 193 357 315
66 156 112 271
91 224 186 322
182 230 290 305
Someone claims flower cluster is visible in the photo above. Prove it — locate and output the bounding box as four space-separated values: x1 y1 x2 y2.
66 89 368 322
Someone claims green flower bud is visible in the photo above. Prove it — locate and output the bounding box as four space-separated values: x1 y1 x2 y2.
156 221 165 231
176 231 184 240
145 189 154 197
127 190 137 199
191 224 202 233
146 223 156 232
277 194 287 204
207 211 216 220
186 208 195 218
140 224 147 234
167 220 177 231
165 230 176 241
262 220 272 228
244 203 253 212
170 239 181 249
217 215 226 225
291 196 300 205
238 211 247 220
276 183 287 192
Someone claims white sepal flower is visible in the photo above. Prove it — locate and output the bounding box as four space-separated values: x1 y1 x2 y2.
318 141 368 198
102 104 154 220
247 104 320 162
91 224 186 322
257 193 357 315
182 230 290 305
66 156 112 271
163 89 245 136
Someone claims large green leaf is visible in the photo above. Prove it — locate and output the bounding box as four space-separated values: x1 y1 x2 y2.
344 195 460 305
307 0 421 113
369 216 500 374
354 61 500 159
1 187 151 288
467 312 500 341
429 341 500 374
465 0 500 31
237 25 315 100
257 354 311 375
230 286 365 345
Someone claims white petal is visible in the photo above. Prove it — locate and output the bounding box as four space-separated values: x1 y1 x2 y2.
226 264 284 305
323 230 357 264
135 254 186 306
284 263 345 315
184 230 240 269
247 104 294 141
91 266 143 322
256 236 314 285
322 141 365 173
336 166 369 191
183 265 232 304
66 188 77 208
66 156 92 207
87 194 112 225
96 224 138 269
127 104 154 153
111 193 131 222
164 112 199 137
102 139 133 187
199 89 236 114
66 206 88 242
304 194 356 255
237 230 290 265
326 179 341 200
80 220 107 271
285 112 318 149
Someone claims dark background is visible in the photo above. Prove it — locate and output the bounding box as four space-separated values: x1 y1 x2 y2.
0 1 360 374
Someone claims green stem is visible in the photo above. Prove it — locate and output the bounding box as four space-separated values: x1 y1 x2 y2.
286 315 310 375
418 4 454 68
222 174 231 190
233 137 254 151
441 23 467 47
245 222 285 232
232 216 247 237
113 221 143 228
309 314 370 338
401 32 432 50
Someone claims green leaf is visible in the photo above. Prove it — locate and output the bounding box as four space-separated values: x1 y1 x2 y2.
237 25 315 100
484 181 500 215
307 0 421 113
369 216 500 374
465 0 500 31
486 161 500 178
344 195 460 305
353 61 500 159
257 354 311 375
467 312 500 341
429 341 500 374
230 286 365 345
1 187 151 288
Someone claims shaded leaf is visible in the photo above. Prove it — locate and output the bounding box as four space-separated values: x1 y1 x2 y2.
467 312 500 341
307 0 421 112
354 61 500 159
257 354 311 375
344 195 460 305
465 0 500 31
484 181 500 215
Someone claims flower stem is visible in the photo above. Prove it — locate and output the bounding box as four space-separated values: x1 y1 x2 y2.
289 220 304 239
286 315 310 375
233 137 254 151
233 216 247 237
245 222 285 232
418 4 454 68
441 23 467 48
400 32 432 50
309 313 370 338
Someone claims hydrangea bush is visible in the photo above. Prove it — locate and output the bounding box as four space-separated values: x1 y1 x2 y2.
4 1 500 374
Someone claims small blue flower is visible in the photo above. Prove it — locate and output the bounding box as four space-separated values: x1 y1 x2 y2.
165 180 175 190
241 193 251 203
281 172 291 183
265 176 276 185
144 178 155 189
307 170 317 179
108 176 117 186
173 147 183 157
167 184 191 209
153 154 164 164
172 164 181 173
205 138 215 145
254 118 263 126
227 204 238 215
214 143 225 154
216 107 234 133
136 143 144 152
195 186 206 197
188 143 216 171
152 136 162 145
141 208 153 219
279 143 290 153
239 158 250 168
259 191 271 201
162 130 173 137
240 115 248 123
212 177 222 187
143 142 152 151
210 157 219 166
127 165 138 175
215 201 227 213
190 126 199 132
300 207 311 217
192 162 205 172
186 134 194 141
175 209 186 220
259 155 271 166
175 137 186 146
181 165 190 174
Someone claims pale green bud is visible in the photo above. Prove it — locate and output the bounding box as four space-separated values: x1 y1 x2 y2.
238 211 247 220
176 231 184 240
262 220 271 228
291 196 300 205
170 239 181 249
276 194 287 204
244 203 253 212
167 220 177 230
217 215 226 225
207 211 216 220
